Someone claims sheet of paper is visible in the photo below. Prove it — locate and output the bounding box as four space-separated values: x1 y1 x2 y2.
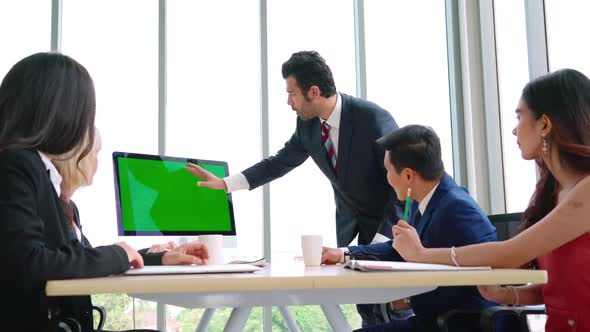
344 260 491 272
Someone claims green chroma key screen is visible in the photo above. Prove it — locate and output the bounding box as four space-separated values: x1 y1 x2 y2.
112 152 236 236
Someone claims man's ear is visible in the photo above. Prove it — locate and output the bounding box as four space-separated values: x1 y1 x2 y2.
308 85 321 98
405 168 415 184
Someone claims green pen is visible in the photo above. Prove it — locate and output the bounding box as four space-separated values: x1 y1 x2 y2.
402 188 412 221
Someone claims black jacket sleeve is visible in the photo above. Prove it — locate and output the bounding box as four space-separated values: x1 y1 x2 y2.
73 201 164 266
0 150 130 292
138 248 165 265
242 124 310 190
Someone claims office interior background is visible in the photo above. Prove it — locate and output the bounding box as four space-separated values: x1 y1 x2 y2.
1 0 588 331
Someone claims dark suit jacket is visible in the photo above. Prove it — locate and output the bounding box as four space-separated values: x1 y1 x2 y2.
0 149 130 331
242 93 400 246
348 173 498 331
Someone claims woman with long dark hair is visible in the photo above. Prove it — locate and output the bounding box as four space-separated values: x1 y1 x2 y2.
392 68 590 332
0 53 208 331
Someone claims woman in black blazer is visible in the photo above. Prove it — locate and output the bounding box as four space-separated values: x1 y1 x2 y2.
53 129 184 262
0 53 207 331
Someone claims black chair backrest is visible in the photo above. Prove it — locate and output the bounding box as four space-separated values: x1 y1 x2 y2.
488 212 523 241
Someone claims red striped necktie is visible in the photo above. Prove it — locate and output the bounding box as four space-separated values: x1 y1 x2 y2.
321 121 338 173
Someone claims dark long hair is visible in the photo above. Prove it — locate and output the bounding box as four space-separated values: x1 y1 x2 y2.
0 52 96 163
521 69 590 230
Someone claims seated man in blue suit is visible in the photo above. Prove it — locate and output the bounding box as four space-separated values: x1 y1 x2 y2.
322 125 500 332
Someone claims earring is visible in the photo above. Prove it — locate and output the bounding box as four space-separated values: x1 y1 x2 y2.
542 138 548 154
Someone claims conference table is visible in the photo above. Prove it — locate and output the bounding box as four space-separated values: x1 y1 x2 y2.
46 262 547 332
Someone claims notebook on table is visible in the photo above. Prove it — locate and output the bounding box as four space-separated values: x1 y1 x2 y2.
344 260 491 272
123 264 261 275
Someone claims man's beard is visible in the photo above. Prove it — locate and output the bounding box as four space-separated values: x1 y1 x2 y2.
297 109 315 121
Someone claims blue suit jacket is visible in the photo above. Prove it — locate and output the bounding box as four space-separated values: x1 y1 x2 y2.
242 93 400 246
348 173 498 329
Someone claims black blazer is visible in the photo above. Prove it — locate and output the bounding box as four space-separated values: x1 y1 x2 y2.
0 149 130 331
242 93 401 246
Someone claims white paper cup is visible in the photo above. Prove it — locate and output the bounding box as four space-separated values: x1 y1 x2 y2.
301 235 323 266
199 234 223 265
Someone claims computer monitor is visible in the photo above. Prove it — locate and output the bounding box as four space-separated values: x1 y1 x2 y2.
112 151 237 236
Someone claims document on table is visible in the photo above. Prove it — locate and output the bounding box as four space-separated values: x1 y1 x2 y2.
344 260 491 272
123 264 261 275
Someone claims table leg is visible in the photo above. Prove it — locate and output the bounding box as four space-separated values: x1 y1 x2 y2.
223 307 253 332
195 308 215 332
320 304 352 332
157 302 166 331
278 306 302 332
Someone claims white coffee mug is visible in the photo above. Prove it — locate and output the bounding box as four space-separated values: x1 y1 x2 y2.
301 235 323 266
199 234 223 265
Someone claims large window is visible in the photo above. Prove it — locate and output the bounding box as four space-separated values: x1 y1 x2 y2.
3 1 525 330
61 0 159 248
0 2 50 78
545 0 590 75
166 0 263 259
266 1 359 327
267 0 357 254
364 0 453 176
61 1 159 330
494 0 536 212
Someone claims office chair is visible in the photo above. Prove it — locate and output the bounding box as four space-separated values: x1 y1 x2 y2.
58 304 107 332
489 212 523 242
437 213 546 332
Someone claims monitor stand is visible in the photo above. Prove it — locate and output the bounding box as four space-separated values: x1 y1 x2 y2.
118 235 238 251
178 235 237 248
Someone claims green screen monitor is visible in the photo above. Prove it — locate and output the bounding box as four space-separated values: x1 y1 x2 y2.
112 152 236 236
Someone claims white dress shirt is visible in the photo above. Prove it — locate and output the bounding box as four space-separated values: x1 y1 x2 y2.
37 151 83 241
73 224 82 241
418 181 440 215
37 151 62 197
224 92 343 192
322 92 342 156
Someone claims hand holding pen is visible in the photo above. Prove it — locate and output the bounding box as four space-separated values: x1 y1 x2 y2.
392 187 423 261
402 187 412 221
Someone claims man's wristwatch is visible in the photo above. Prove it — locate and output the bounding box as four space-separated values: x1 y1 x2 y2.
342 250 352 263
341 250 351 264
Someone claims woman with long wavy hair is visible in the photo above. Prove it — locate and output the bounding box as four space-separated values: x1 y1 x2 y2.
391 68 590 332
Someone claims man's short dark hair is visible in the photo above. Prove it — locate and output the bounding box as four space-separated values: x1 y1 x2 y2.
281 51 337 97
377 125 445 181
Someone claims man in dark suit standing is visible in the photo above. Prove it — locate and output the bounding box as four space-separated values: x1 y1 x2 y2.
186 51 401 326
187 51 401 247
322 125 500 332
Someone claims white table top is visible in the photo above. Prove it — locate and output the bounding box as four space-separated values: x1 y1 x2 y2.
46 262 547 297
